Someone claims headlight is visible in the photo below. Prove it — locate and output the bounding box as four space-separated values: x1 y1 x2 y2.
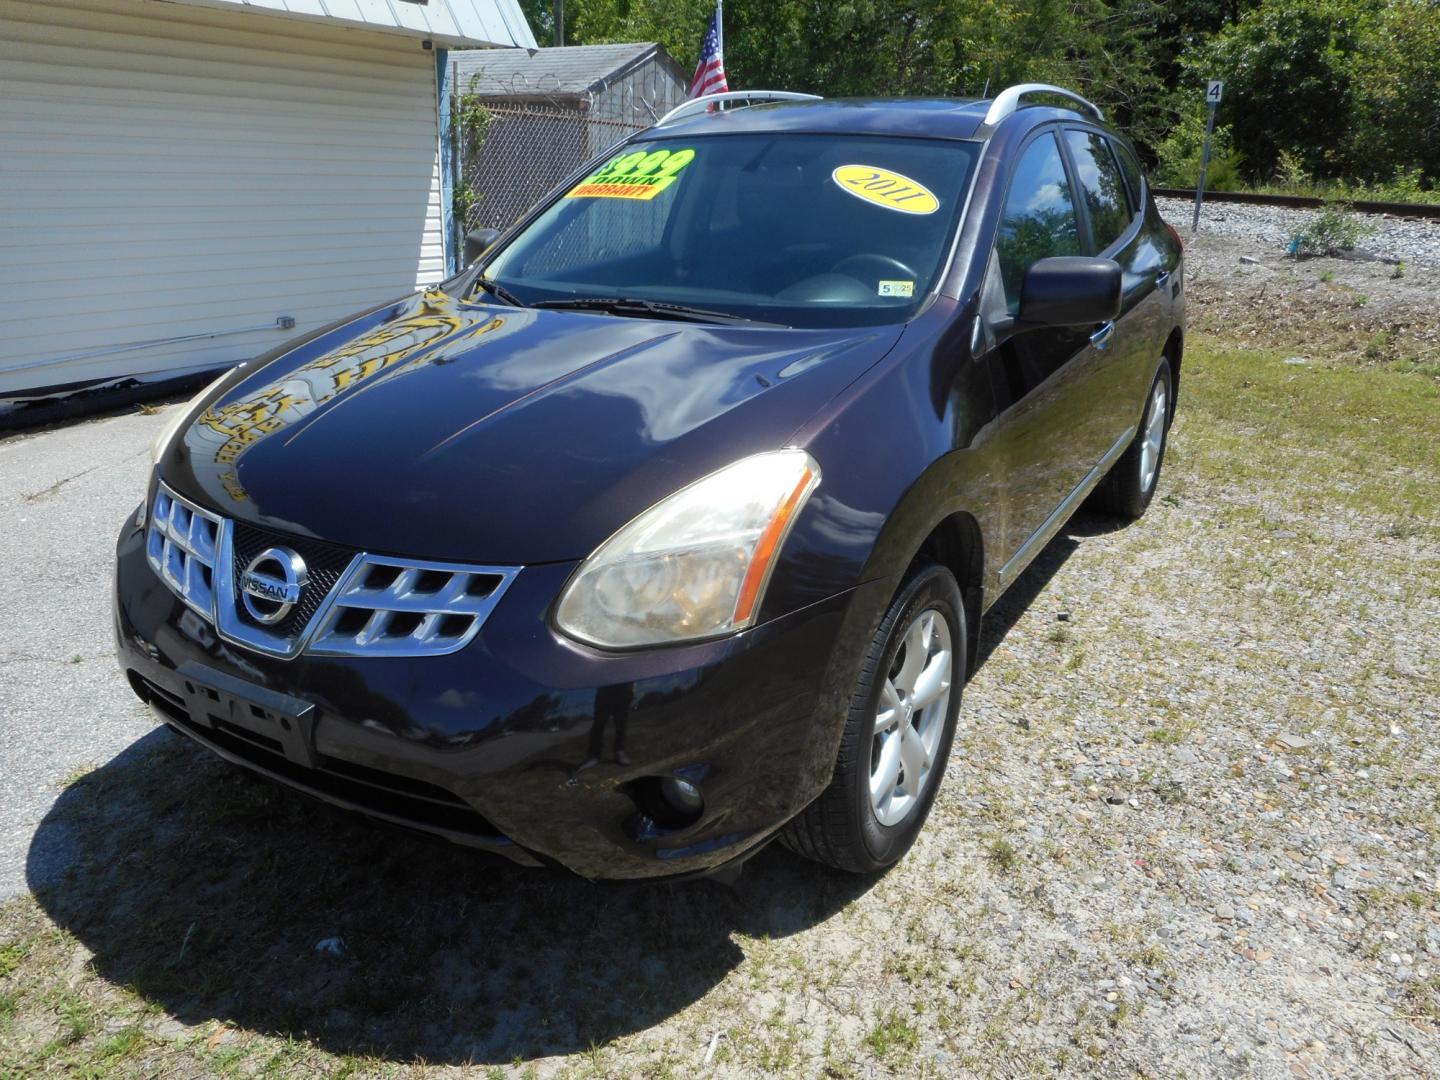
555 449 821 648
149 368 236 464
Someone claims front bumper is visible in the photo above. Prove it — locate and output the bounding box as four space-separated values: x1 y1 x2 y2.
114 513 885 880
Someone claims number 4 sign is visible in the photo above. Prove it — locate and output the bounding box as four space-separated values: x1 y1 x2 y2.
1194 80 1225 229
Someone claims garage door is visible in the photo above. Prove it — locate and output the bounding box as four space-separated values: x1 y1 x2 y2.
0 0 449 398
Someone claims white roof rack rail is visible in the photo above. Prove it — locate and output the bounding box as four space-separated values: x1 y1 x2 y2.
657 90 822 127
979 83 1103 134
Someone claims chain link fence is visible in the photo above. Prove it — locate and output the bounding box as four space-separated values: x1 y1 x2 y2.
453 99 642 235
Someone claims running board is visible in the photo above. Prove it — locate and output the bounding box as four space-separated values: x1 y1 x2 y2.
998 426 1135 586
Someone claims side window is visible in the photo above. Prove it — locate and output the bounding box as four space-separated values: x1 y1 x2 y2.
1110 139 1145 211
995 133 1080 313
1064 131 1133 252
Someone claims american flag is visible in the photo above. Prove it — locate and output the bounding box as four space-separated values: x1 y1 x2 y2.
688 7 728 100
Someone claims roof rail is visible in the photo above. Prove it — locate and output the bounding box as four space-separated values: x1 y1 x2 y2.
657 90 823 127
978 83 1103 134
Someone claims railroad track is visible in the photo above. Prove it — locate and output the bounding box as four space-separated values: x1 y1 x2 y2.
1153 187 1440 222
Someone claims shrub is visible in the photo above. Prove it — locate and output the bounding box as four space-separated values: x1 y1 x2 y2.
1288 203 1375 257
1155 111 1244 190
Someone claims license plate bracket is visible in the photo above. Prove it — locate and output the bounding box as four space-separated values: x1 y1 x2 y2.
176 661 317 767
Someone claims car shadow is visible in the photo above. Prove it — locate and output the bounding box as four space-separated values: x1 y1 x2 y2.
28 728 874 1065
972 508 1128 672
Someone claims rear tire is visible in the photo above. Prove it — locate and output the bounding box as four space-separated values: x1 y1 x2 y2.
1094 359 1173 520
781 561 965 874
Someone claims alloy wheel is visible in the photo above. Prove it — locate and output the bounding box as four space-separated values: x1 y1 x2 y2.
1139 378 1168 493
870 608 952 827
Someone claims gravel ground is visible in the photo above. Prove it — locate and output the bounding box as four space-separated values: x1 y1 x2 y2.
1159 195 1440 267
1157 197 1440 374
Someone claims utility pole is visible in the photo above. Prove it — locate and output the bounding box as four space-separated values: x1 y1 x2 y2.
553 0 564 46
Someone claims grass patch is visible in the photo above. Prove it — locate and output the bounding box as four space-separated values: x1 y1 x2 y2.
865 1008 921 1062
988 838 1020 874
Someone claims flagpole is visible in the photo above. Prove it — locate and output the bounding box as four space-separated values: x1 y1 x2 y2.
716 0 724 58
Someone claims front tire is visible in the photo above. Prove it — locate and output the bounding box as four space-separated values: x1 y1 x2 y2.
781 562 965 874
1095 359 1173 520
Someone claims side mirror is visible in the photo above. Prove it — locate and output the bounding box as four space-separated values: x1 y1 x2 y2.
1018 256 1121 327
464 227 502 266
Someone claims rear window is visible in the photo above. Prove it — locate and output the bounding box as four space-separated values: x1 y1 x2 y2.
1110 139 1146 210
1064 131 1133 253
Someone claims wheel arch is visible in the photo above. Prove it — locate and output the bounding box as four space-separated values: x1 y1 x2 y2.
911 511 985 676
1164 326 1183 422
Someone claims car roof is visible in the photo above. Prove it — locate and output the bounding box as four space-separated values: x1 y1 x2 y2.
648 97 1107 142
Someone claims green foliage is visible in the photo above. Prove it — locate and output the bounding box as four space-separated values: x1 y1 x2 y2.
573 0 1177 124
451 76 495 229
1186 0 1363 181
1155 112 1243 190
988 837 1020 873
865 1007 921 1061
540 0 1439 191
1348 0 1440 182
1369 168 1434 203
1289 202 1375 256
1274 149 1310 188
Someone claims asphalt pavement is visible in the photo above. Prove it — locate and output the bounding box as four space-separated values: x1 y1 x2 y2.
0 405 173 899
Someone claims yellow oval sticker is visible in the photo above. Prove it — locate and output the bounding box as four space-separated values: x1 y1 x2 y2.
832 165 939 215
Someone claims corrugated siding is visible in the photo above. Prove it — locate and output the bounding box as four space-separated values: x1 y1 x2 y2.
162 0 537 50
0 0 450 395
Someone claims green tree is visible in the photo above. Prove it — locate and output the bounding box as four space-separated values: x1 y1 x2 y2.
1349 0 1440 183
1184 0 1368 181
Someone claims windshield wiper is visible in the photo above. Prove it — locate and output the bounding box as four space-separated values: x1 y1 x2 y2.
472 276 526 307
532 297 778 326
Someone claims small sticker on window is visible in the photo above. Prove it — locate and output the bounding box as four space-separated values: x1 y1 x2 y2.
568 147 696 201
878 280 914 298
832 165 939 215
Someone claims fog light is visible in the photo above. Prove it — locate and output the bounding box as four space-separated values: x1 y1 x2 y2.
660 776 703 817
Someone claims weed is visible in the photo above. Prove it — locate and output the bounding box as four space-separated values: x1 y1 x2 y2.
0 940 28 978
1288 203 1375 257
1402 975 1440 1022
865 1008 921 1062
988 838 1020 873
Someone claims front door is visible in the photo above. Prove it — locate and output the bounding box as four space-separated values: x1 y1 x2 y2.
977 130 1115 583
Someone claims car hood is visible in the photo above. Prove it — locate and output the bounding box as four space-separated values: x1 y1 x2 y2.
165 289 902 565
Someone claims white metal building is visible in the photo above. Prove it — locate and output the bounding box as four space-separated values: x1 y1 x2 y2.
0 0 535 402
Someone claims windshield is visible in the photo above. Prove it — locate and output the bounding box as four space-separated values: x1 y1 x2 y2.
480 133 979 329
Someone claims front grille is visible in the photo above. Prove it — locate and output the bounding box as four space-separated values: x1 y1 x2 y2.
146 487 220 617
230 523 354 637
307 556 518 658
145 483 520 659
131 671 504 841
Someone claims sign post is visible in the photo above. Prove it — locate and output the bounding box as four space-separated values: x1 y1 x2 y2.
1192 79 1223 231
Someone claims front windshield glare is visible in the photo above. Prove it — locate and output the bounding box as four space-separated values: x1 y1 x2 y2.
481 134 978 329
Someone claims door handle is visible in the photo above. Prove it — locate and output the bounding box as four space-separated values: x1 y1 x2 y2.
1090 321 1115 351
